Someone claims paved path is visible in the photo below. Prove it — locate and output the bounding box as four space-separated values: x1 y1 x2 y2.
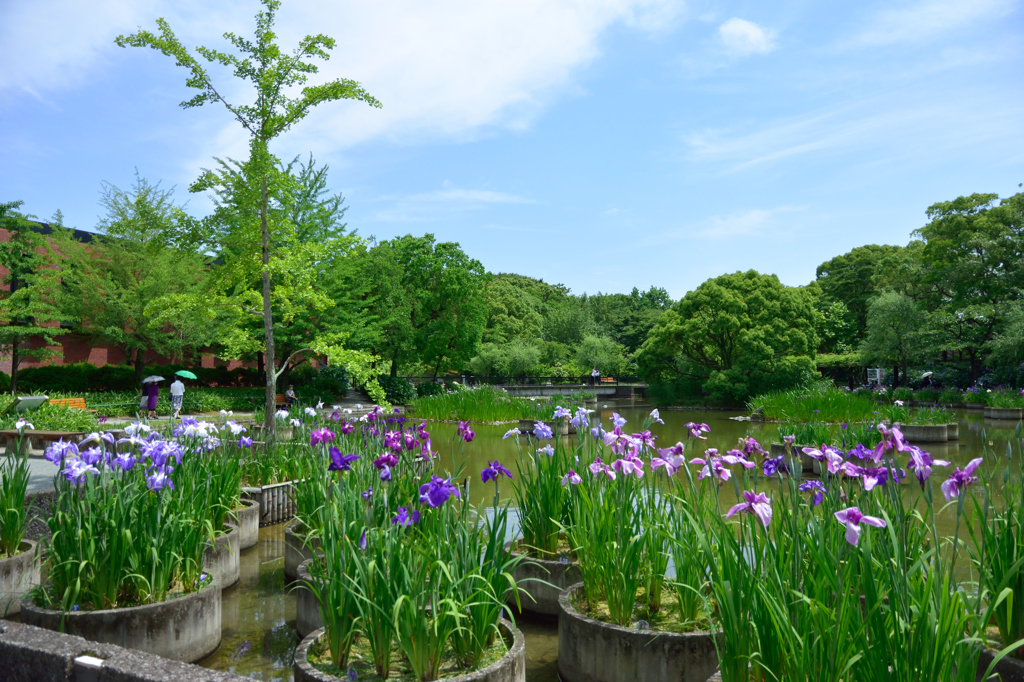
1 454 59 494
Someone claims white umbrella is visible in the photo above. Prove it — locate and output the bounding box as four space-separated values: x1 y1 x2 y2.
142 376 165 383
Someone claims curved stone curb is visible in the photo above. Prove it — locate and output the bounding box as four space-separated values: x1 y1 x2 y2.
203 523 240 588
285 520 321 582
557 582 718 682
20 573 222 663
295 559 322 639
293 619 525 682
0 540 40 617
229 500 260 551
985 407 1024 421
504 538 580 618
899 424 948 443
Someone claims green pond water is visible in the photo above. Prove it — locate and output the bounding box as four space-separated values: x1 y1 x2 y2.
200 402 1023 681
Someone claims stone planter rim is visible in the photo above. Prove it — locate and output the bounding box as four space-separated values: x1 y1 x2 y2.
2 538 36 560
294 618 523 682
558 581 719 642
504 536 577 564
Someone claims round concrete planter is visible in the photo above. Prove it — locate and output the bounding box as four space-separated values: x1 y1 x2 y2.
979 647 1024 681
203 523 240 588
0 539 40 617
504 538 581 618
899 423 948 443
295 558 323 638
229 499 260 550
558 582 719 682
294 619 525 682
985 406 1024 420
964 402 986 413
769 443 813 473
21 573 222 663
285 520 322 581
946 422 959 440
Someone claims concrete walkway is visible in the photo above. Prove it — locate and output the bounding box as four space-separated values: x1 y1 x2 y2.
1 454 59 494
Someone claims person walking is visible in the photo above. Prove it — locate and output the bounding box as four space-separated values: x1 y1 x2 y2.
591 367 600 386
170 377 185 419
146 380 159 419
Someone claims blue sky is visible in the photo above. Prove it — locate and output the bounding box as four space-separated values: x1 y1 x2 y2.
2 0 1022 299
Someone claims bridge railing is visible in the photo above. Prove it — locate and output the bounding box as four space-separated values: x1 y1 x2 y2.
399 375 643 387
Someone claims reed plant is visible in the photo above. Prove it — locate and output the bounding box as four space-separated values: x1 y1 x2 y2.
0 422 32 558
749 384 882 423
410 384 591 422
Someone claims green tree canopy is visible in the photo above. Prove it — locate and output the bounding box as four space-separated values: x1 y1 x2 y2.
860 290 925 387
815 244 903 340
636 270 818 404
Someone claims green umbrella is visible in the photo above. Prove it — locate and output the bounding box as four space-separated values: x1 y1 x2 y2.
175 370 199 380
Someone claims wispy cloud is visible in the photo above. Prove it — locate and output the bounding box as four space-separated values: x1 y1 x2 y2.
843 0 1016 48
365 183 536 223
718 18 776 56
644 206 805 244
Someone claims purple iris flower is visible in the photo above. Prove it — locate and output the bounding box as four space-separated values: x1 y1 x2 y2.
328 447 359 472
379 465 392 482
238 436 253 448
783 434 795 447
907 447 950 486
310 428 336 447
374 453 398 470
338 421 354 435
684 422 711 440
653 443 686 476
112 452 136 472
834 507 886 546
561 469 582 486
329 410 341 422
589 456 605 477
80 447 104 467
742 438 764 457
145 467 174 491
611 413 627 429
798 480 826 506
538 445 554 457
612 455 645 478
62 459 100 484
481 460 513 482
649 408 664 425
552 406 572 420
403 432 419 451
419 475 460 508
384 431 402 452
503 428 521 440
726 490 773 527
591 425 606 441
45 440 79 466
358 529 367 551
392 506 420 527
457 421 475 443
941 458 983 502
361 486 373 500
533 421 554 440
762 455 788 477
802 445 845 475
570 408 592 429
632 430 657 452
845 444 871 460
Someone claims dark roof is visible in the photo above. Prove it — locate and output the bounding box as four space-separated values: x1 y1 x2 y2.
29 221 101 244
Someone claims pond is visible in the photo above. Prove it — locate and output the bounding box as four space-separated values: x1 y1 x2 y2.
200 402 1022 681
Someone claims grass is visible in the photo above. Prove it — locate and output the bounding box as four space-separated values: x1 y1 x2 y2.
410 385 592 422
750 385 885 424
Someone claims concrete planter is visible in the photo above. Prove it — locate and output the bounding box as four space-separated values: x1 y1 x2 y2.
558 582 719 682
21 574 222 663
294 619 525 682
295 559 322 638
242 480 297 526
285 520 322 581
985 407 1024 420
504 538 581 618
899 423 948 443
0 540 40 617
946 422 959 440
203 523 240 588
964 403 986 413
769 443 814 473
228 500 260 550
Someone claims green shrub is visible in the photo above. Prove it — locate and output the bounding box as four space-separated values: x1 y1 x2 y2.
416 381 446 398
938 387 963 404
0 372 9 393
376 375 416 405
913 388 941 403
292 364 349 403
892 387 913 402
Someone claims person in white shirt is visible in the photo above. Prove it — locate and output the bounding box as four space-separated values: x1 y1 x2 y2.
591 367 600 386
170 378 186 418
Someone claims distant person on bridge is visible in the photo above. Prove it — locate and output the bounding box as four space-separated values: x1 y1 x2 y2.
591 368 600 386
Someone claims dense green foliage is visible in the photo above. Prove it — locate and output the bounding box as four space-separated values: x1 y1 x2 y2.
410 385 590 422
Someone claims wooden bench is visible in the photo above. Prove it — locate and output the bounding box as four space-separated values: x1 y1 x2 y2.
1 429 87 456
599 377 616 383
276 394 287 409
49 397 87 410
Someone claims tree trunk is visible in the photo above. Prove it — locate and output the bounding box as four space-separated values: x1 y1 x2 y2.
133 349 146 384
257 351 264 376
261 176 277 441
390 353 398 377
968 350 981 385
901 359 908 388
9 338 18 395
892 364 900 388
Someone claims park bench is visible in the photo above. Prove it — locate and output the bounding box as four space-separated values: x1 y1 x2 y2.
1 429 86 456
49 397 88 410
599 377 615 383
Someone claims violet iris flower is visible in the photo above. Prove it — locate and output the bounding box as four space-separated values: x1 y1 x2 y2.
591 425 606 441
802 445 845 475
798 480 826 506
726 490 773 527
358 529 367 551
611 455 645 478
328 448 359 472
338 421 354 435
552 406 572 420
403 432 420 451
570 408 592 430
384 431 402 453
589 456 605 477
457 421 475 443
419 476 461 508
481 460 513 483
907 447 950 486
562 469 583 486
845 443 871 460
63 459 100 484
145 466 174 491
783 434 795 447
80 447 104 467
684 422 711 439
238 436 253 448
310 428 335 447
361 486 373 500
112 452 136 472
392 506 420 527
611 413 627 429
742 438 764 457
834 507 886 546
538 445 555 457
45 440 79 466
380 465 392 482
503 428 521 440
762 455 787 477
533 421 554 440
653 443 686 476
374 453 398 470
941 458 983 502
649 408 664 425
632 431 657 452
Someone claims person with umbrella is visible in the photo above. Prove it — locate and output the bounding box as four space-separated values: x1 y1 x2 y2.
171 370 198 418
141 375 164 419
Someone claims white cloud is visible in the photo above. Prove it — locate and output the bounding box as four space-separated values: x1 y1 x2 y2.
846 0 1016 48
718 18 775 56
1 0 681 152
644 206 803 244
365 182 535 223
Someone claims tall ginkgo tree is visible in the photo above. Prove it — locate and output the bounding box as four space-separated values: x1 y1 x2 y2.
116 0 381 437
